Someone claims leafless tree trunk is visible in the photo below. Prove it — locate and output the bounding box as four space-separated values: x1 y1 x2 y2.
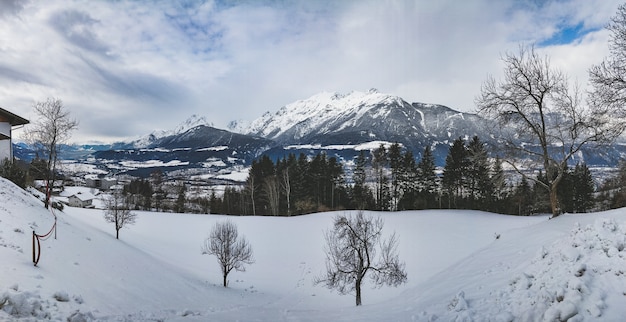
104 190 137 239
314 211 407 306
476 45 625 217
26 98 78 208
280 168 291 216
246 175 256 215
264 175 280 216
202 220 254 287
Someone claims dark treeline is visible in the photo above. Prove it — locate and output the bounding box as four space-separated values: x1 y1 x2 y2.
210 153 348 216
207 136 601 216
0 135 616 216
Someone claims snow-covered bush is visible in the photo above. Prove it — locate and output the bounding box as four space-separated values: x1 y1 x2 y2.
0 289 49 319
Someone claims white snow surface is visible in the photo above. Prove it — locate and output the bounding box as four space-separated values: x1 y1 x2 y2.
2 176 626 321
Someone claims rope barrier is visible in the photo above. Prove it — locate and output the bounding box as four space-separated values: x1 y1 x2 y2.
32 218 56 266
32 186 58 267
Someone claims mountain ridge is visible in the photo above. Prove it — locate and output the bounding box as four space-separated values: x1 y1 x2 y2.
13 89 626 177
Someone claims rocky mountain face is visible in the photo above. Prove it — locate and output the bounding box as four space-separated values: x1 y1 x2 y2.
230 89 485 146
230 89 490 162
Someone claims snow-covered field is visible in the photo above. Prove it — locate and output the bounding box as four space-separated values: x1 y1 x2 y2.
2 176 626 321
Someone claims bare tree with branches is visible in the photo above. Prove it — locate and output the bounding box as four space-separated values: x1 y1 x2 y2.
202 220 254 287
27 98 78 208
104 190 137 239
315 211 407 306
589 3 626 123
476 45 625 217
280 167 292 216
264 175 280 216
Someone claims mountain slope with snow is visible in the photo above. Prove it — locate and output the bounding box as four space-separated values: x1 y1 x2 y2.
230 89 486 149
3 176 626 321
120 114 213 149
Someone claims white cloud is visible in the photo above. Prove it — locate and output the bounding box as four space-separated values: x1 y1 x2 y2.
0 0 623 143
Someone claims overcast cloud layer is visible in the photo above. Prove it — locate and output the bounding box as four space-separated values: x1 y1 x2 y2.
0 0 622 143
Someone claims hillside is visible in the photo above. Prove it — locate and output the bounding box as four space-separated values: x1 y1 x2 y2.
3 179 626 319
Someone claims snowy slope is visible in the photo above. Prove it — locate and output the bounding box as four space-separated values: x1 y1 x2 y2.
2 176 626 321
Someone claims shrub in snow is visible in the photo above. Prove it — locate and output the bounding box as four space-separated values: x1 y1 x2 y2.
0 289 49 319
73 295 84 304
67 310 94 322
52 291 70 302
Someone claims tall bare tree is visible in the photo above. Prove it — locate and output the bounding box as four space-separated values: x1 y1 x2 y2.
104 190 137 239
280 167 292 216
315 211 407 306
202 220 254 287
27 98 78 208
476 45 625 217
589 3 626 125
263 175 280 216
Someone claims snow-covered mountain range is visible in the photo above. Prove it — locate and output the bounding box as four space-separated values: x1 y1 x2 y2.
229 89 485 148
14 89 626 177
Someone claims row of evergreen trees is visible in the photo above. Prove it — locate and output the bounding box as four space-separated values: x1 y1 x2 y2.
0 135 605 216
207 136 597 216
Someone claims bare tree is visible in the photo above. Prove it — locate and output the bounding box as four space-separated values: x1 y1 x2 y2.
264 175 280 216
280 167 291 216
202 220 254 287
476 45 625 217
589 3 626 124
104 190 137 239
246 175 257 215
315 211 407 306
27 98 78 208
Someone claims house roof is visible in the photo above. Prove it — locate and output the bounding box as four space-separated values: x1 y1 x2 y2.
0 107 29 126
70 192 95 202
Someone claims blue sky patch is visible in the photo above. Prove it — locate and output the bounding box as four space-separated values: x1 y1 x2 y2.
539 22 597 46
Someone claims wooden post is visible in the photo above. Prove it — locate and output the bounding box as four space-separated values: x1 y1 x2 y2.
32 231 35 266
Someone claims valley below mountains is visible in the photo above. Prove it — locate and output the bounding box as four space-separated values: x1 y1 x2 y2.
14 89 626 180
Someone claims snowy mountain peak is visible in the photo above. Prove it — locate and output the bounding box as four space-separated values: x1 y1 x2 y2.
125 114 212 148
236 89 413 141
173 114 212 135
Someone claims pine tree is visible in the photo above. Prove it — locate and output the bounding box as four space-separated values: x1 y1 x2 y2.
175 182 187 213
442 137 468 208
557 166 574 213
372 144 390 211
398 150 418 210
416 145 438 209
466 136 492 209
571 163 595 213
388 143 403 211
326 156 345 210
209 191 221 214
513 176 532 215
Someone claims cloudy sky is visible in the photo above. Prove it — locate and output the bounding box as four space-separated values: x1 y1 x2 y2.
1 0 623 143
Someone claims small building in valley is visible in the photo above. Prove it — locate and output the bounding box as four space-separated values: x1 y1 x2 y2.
68 192 95 208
